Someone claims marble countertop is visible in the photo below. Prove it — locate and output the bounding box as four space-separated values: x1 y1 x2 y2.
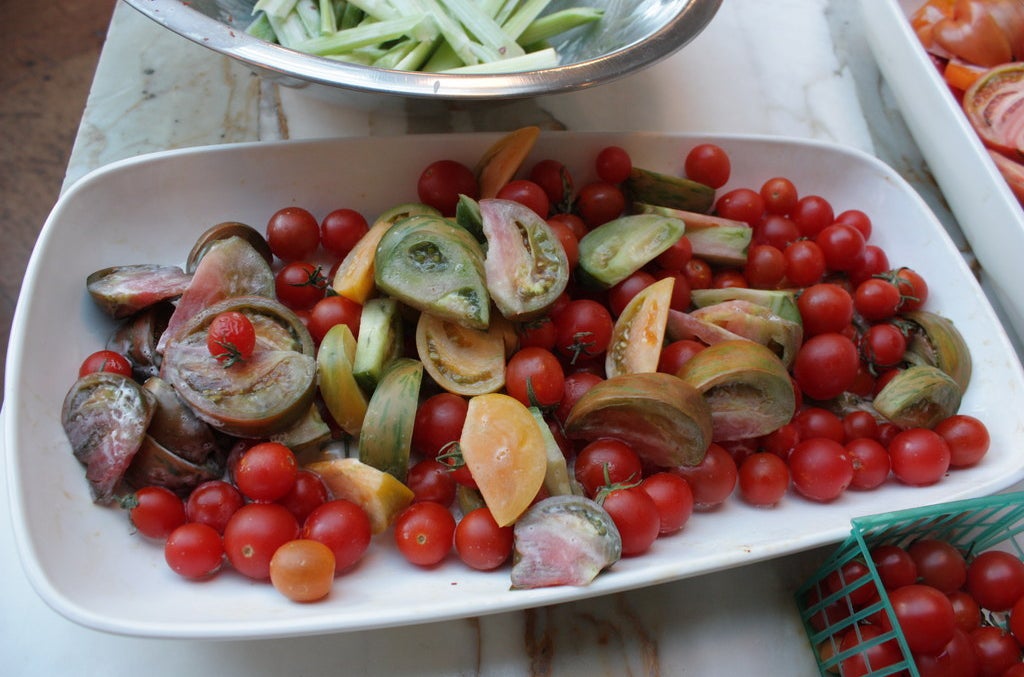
4 1 1022 674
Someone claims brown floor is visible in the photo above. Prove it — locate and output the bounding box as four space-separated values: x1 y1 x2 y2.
0 0 116 404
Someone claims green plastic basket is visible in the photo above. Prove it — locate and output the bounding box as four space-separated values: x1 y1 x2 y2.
795 492 1024 676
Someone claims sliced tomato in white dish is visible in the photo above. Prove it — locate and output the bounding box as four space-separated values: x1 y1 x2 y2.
964 63 1024 159
988 149 1024 206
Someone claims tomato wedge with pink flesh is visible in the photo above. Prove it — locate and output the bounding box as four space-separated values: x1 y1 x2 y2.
964 63 1024 159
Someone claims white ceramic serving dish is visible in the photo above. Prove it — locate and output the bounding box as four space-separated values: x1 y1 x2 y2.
6 132 1024 640
859 0 1024 346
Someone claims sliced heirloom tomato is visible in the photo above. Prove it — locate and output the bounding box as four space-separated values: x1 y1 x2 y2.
415 311 506 396
564 372 713 468
374 213 490 330
474 126 540 199
161 295 317 438
606 276 674 378
317 323 369 437
964 63 1024 159
459 393 548 527
577 214 686 288
479 198 569 322
358 358 423 484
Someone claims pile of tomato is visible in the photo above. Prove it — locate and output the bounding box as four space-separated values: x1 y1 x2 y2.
77 137 992 602
808 536 1024 676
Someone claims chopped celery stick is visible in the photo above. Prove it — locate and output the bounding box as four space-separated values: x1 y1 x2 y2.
442 47 558 73
395 38 439 71
493 0 520 26
346 0 401 21
319 0 338 34
295 0 323 37
372 40 418 69
296 15 426 55
245 12 277 42
340 2 365 28
253 0 300 19
268 12 314 49
500 0 549 41
517 7 603 46
479 0 504 18
406 0 484 65
422 39 464 71
324 52 378 65
437 0 524 58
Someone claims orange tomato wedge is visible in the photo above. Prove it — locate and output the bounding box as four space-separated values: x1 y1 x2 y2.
606 276 674 378
474 126 540 199
459 393 547 526
944 58 987 92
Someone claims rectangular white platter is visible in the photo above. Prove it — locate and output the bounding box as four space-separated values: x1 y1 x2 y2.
6 131 1024 640
859 0 1024 345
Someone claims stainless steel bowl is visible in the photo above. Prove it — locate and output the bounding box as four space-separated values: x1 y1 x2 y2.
122 0 722 100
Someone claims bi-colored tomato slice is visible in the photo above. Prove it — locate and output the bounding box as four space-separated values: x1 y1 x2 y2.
316 323 369 437
605 276 674 378
459 393 548 527
415 311 506 396
964 63 1024 159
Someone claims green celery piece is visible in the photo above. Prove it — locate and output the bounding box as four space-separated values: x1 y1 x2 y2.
245 12 277 42
437 0 525 58
268 12 313 49
443 46 558 73
295 0 323 36
395 38 441 71
339 2 365 29
422 39 464 71
517 7 603 45
253 0 300 19
494 0 520 25
319 0 338 33
408 0 488 64
500 0 549 41
297 15 426 55
346 0 401 21
373 39 418 69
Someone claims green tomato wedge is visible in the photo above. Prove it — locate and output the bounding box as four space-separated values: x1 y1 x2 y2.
317 323 369 438
564 371 713 468
577 214 685 288
374 214 490 330
352 296 404 393
606 276 674 379
480 198 569 322
358 357 423 483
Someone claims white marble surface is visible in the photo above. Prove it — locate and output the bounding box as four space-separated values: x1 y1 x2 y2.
5 0 1022 675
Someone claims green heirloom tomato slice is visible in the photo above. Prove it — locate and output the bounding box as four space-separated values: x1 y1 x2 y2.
161 296 317 438
480 198 569 322
564 372 712 467
358 358 423 483
606 276 674 378
317 323 369 437
577 214 686 288
374 214 490 330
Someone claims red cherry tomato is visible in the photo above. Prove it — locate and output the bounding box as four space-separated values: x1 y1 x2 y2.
234 441 298 502
684 143 731 189
320 208 369 259
394 501 456 567
79 350 133 378
301 499 372 573
164 522 224 579
266 206 321 262
127 486 187 540
223 503 300 580
454 507 514 571
206 311 257 366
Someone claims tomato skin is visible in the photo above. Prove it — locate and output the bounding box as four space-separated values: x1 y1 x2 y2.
454 507 514 571
815 222 866 272
659 339 706 375
276 469 329 524
79 350 133 378
883 583 957 656
274 262 327 311
968 626 1020 677
934 414 990 468
744 244 786 289
791 195 835 238
301 499 372 574
266 207 321 262
798 283 854 337
127 486 187 540
756 214 800 249
871 544 918 590
838 623 901 677
671 443 738 510
849 245 891 286
320 208 368 259
496 179 551 218
306 294 362 345
893 267 929 312
546 217 580 270
412 392 469 459
684 143 731 189
504 346 565 409
234 441 298 502
553 299 614 363
788 437 854 502
574 438 644 498
908 539 967 594
417 159 479 217
794 407 844 443
759 176 798 215
406 459 458 506
888 428 951 486
600 485 660 557
530 159 574 207
737 452 790 507
845 437 891 490
640 472 694 535
655 235 693 271
913 628 979 677
186 480 245 534
164 522 224 579
835 209 872 239
576 181 626 228
607 271 656 317
715 188 765 227
783 239 826 287
554 370 604 423
595 145 632 184
792 333 860 401
860 322 907 368
854 278 901 321
206 311 257 365
966 550 1024 612
223 503 301 580
394 501 456 567
270 539 336 603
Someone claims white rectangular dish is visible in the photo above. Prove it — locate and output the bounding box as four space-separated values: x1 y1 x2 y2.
859 0 1024 345
6 131 1024 640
